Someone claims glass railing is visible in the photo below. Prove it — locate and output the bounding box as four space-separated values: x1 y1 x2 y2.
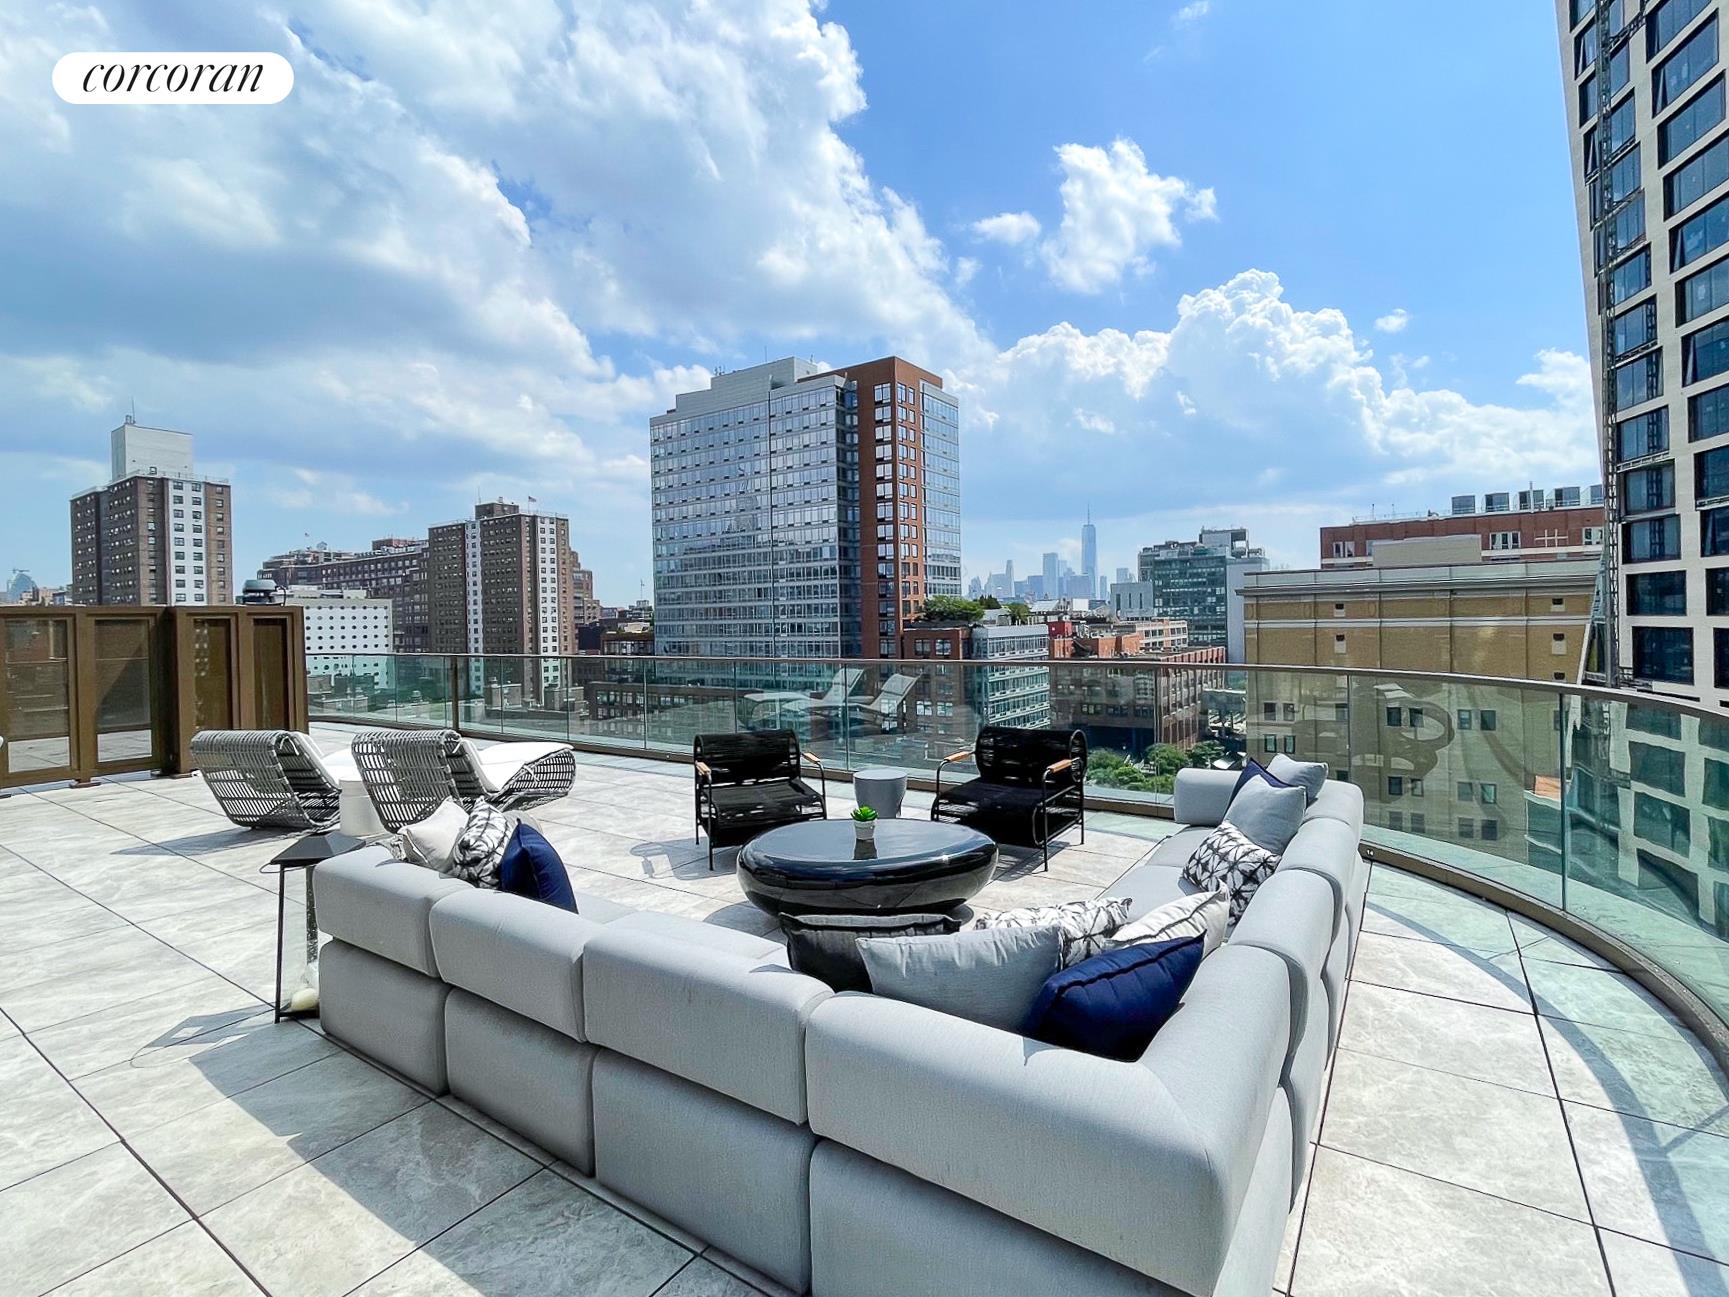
306 651 1729 1038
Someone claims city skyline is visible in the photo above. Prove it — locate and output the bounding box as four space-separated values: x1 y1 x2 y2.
2 2 1601 606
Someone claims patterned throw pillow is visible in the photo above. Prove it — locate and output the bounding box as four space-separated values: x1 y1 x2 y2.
970 897 1132 966
447 803 514 888
1104 887 1230 957
1182 825 1278 926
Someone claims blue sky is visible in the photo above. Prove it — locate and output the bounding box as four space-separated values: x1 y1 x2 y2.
0 0 1595 603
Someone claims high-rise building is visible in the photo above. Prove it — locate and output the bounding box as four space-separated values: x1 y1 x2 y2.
1081 509 1098 604
1558 1 1729 700
1112 528 1268 659
259 538 431 653
650 356 960 658
427 501 577 667
70 418 233 606
288 587 394 685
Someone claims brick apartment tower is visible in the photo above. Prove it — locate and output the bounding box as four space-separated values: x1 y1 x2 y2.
70 419 233 605
427 501 576 660
650 355 961 659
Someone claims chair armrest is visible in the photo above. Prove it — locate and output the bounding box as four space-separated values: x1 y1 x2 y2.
801 751 824 767
1173 768 1239 826
941 749 975 764
1043 758 1073 777
693 760 713 780
804 944 1290 1295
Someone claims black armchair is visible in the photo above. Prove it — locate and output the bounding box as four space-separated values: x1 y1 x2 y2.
693 730 828 869
930 726 1087 871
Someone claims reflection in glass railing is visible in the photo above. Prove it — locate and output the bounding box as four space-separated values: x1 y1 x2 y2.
305 651 1729 1034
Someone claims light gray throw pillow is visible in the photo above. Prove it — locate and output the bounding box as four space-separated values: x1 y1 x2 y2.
858 924 1063 1032
1224 777 1306 854
1268 754 1327 806
1105 887 1229 956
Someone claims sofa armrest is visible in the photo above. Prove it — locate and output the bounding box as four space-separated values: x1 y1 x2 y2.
804 944 1291 1295
315 851 469 976
1173 767 1238 826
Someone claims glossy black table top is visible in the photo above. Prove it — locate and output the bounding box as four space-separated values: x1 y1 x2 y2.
736 819 997 915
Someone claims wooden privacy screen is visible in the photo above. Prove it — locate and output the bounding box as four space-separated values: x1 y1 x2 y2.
0 605 306 789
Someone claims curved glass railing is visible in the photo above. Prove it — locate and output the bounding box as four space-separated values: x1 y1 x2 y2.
306 652 1729 1039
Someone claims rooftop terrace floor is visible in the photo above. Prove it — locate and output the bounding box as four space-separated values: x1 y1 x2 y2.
1 725 1727 1296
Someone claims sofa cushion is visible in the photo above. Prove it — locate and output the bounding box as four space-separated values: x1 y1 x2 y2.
859 925 1062 1033
1278 816 1367 938
399 799 466 872
1111 859 1204 921
315 851 469 976
582 924 831 1122
1231 759 1294 799
1268 754 1328 805
604 910 785 961
319 940 451 1091
1183 824 1278 926
784 911 961 993
1023 937 1204 1061
498 823 577 912
429 887 615 1040
1105 887 1227 956
1223 779 1305 854
970 897 1132 965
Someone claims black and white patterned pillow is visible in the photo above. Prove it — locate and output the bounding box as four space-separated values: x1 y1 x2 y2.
970 897 1132 966
1182 824 1277 926
448 804 514 888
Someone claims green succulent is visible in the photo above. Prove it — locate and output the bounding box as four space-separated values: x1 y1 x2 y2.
851 805 878 822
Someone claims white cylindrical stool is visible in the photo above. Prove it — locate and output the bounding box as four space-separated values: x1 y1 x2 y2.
853 766 909 819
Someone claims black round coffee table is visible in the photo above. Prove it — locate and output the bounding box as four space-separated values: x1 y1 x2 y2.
736 819 997 916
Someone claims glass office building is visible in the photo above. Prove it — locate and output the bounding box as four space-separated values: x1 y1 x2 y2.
650 356 960 660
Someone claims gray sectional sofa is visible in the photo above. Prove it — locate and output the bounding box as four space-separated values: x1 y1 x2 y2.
313 766 1366 1297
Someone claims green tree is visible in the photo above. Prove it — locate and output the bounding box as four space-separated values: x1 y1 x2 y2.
1187 740 1226 769
1004 600 1032 624
1087 749 1158 792
978 595 1001 610
919 595 985 624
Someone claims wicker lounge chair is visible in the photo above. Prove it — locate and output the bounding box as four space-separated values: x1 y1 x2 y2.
191 729 343 831
349 728 577 832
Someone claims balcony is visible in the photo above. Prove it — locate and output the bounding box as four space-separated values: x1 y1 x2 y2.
1 650 1727 1295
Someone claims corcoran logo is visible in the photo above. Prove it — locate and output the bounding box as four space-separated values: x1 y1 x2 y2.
52 52 293 104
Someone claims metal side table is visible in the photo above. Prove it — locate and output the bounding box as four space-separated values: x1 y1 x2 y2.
262 831 361 1022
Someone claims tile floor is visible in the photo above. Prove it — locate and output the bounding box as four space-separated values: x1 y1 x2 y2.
0 726 1726 1296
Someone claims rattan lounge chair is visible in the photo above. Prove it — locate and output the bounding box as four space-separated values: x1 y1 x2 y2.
930 726 1088 870
191 729 343 831
349 728 577 832
693 729 827 869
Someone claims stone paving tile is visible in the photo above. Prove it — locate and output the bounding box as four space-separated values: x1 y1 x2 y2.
1568 1103 1729 1265
1348 930 1531 1012
1321 1050 1588 1219
27 973 267 1080
1292 1147 1610 1297
49 1220 259 1296
1338 981 1553 1094
1598 1229 1729 1297
0 1035 116 1191
0 1145 189 1297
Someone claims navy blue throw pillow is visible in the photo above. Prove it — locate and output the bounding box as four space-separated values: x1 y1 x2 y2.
498 823 578 912
1232 759 1293 800
1022 936 1204 1061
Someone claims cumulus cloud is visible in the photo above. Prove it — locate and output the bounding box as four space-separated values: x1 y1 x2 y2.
1375 308 1411 334
973 211 1042 245
983 139 1216 294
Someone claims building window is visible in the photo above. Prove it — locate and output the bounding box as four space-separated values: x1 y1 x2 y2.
1615 352 1665 408
1631 741 1689 795
1457 709 1474 731
1718 627 1729 690
1618 409 1670 460
1706 505 1729 555
1651 0 1713 54
1634 626 1695 683
1387 811 1404 832
1410 812 1426 835
1612 301 1658 356
1458 819 1476 840
1636 791 1693 853
1700 446 1729 500
1678 192 1729 273
1490 531 1522 551
1387 776 1404 797
1709 567 1729 613
1480 819 1500 842
1386 706 1402 727
1655 16 1719 110
1457 781 1475 802
1629 570 1689 614
1614 247 1654 300
1333 633 1346 654
1666 134 1729 217
1686 318 1729 384
1625 514 1683 562
1662 76 1727 164
1624 462 1677 513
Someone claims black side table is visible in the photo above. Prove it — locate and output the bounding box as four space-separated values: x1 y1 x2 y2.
261 832 361 1022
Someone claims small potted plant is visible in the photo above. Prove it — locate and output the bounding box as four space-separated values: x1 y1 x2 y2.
851 804 878 843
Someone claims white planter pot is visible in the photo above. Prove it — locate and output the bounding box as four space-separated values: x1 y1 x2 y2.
853 821 876 844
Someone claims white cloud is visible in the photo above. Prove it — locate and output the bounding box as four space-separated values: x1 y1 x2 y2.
1173 1 1211 26
972 211 1042 245
1375 308 1411 334
954 256 980 286
1039 139 1215 293
268 468 403 517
